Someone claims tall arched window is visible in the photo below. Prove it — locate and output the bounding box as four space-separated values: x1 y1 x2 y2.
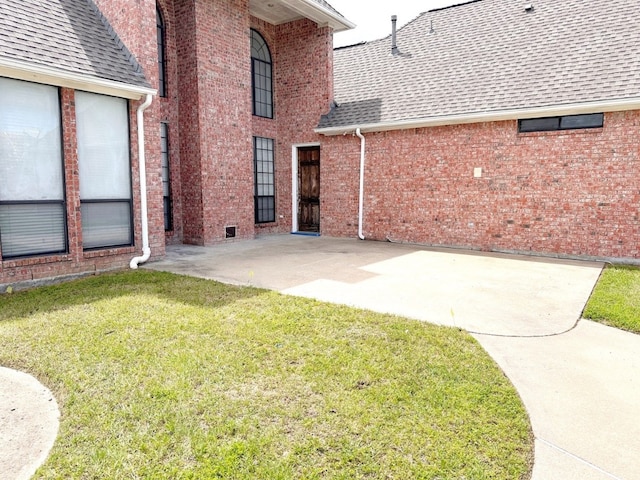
250 29 273 118
156 5 166 97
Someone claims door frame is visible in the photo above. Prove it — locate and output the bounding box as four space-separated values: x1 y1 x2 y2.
291 142 320 233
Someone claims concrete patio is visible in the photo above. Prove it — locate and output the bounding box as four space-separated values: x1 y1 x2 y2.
147 234 640 480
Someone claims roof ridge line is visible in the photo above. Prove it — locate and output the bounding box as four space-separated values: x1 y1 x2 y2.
84 0 145 77
428 0 485 13
334 41 367 51
332 9 430 52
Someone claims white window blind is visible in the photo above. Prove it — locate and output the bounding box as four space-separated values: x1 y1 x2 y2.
75 91 132 249
80 202 131 249
76 92 131 199
0 78 66 258
0 78 63 201
0 204 66 257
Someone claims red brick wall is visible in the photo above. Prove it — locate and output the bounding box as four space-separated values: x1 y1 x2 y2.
250 17 334 235
93 0 166 258
172 0 204 244
318 132 362 236
94 1 336 247
321 112 640 261
173 0 256 245
274 20 334 234
158 0 184 245
165 9 335 242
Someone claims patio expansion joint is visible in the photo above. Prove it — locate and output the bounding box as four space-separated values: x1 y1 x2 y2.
536 437 626 480
467 317 582 339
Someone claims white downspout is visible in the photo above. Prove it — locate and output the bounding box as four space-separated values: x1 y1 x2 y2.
130 93 153 269
355 128 366 240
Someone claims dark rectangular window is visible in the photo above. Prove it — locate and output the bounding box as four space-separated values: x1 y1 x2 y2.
254 137 275 223
251 30 273 119
161 122 172 231
518 117 560 132
156 6 166 98
519 113 603 133
0 78 67 259
560 113 604 130
252 58 273 118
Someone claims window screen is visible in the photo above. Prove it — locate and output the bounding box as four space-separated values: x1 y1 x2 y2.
0 78 66 258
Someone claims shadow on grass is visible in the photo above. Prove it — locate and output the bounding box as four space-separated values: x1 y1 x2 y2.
0 270 264 322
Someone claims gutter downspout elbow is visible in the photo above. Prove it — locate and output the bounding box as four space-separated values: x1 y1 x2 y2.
355 128 366 240
130 93 153 269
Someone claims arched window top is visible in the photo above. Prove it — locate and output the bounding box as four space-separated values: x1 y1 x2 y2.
156 3 167 97
250 29 271 63
250 29 273 118
156 4 164 26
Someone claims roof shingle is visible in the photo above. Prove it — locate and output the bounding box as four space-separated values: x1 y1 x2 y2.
320 0 640 130
0 0 150 89
309 0 347 19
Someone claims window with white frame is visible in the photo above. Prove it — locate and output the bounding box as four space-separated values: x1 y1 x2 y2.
75 91 133 249
254 136 275 223
0 78 67 259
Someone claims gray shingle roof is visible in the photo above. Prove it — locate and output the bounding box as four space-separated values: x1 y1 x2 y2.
310 0 346 19
319 0 640 130
0 0 150 88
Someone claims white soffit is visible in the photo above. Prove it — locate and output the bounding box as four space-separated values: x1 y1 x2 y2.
0 58 156 100
249 0 354 31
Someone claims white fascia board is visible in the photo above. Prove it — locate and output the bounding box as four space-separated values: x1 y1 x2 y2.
281 0 355 32
0 58 156 100
315 98 640 136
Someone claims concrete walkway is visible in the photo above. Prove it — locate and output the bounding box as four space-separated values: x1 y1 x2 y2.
0 368 59 480
147 235 640 480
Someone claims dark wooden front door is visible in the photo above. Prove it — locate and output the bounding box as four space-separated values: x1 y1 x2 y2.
298 146 320 232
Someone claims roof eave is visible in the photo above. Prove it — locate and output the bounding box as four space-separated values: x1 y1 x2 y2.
282 0 355 32
316 98 640 135
0 58 156 100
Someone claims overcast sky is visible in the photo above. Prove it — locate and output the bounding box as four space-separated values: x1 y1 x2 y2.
330 0 463 47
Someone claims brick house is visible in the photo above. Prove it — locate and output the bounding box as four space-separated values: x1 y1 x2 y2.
317 0 640 262
1 0 640 291
0 0 352 288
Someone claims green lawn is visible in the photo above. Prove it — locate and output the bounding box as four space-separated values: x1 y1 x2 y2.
0 271 532 479
583 265 640 334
